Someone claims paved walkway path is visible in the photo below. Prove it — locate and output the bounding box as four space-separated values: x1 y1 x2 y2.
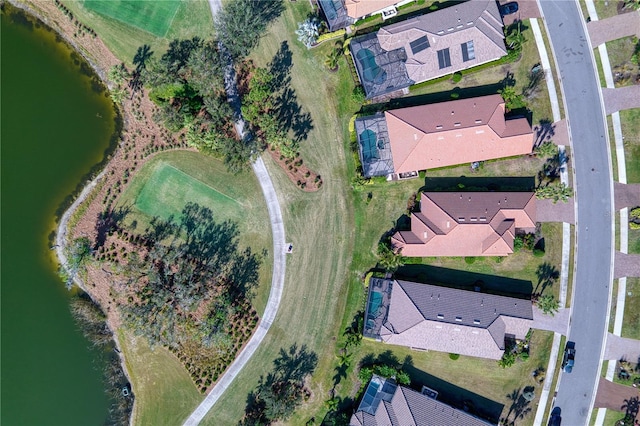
537 198 575 224
532 307 570 335
615 183 640 210
587 10 640 47
182 1 287 425
604 333 640 362
603 86 640 115
614 252 640 278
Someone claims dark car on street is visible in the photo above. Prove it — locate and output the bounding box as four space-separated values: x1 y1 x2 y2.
548 407 562 426
562 342 576 373
499 2 519 16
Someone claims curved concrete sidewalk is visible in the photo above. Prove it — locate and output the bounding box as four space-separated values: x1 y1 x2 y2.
182 157 286 426
182 1 287 424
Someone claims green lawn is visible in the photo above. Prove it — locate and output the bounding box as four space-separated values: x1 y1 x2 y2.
408 18 555 126
119 330 202 426
61 0 213 65
621 108 640 184
133 162 244 222
194 3 561 425
84 0 181 37
621 278 640 340
117 150 273 315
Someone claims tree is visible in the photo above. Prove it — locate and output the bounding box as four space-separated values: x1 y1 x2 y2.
535 183 573 203
537 294 560 315
505 21 526 51
121 203 262 347
499 85 527 111
215 0 284 60
377 241 403 272
325 43 343 70
242 344 318 424
295 17 320 48
535 141 558 158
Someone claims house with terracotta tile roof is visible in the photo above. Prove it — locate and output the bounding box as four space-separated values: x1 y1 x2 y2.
392 191 536 257
363 278 533 360
318 0 414 31
349 0 507 98
356 94 533 178
351 374 496 425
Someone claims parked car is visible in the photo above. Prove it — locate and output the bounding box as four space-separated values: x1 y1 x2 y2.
562 342 576 373
548 407 562 426
499 2 519 16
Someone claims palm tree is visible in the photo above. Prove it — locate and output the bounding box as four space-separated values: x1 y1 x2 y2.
505 21 525 51
324 42 344 71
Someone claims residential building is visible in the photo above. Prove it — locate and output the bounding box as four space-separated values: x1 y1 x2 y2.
355 94 533 178
363 278 533 360
392 191 536 257
349 0 507 98
350 374 495 425
318 0 415 31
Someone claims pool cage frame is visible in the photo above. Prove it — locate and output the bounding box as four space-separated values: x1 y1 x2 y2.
355 113 395 178
349 32 414 99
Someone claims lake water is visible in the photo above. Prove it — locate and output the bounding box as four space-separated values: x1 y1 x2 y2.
1 5 116 424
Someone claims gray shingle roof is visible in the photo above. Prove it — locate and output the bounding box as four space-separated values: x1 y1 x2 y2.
396 280 533 329
350 375 495 426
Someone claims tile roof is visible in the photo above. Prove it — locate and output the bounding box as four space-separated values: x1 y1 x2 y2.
384 94 533 174
345 0 403 20
392 191 536 257
351 375 495 426
365 279 533 360
349 0 508 98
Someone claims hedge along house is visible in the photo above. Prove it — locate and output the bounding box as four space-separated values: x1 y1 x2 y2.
391 191 536 257
363 278 533 360
356 94 533 178
349 0 507 99
318 0 416 31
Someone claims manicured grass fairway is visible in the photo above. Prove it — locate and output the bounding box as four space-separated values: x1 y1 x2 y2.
48 0 213 66
119 330 202 426
83 0 181 37
134 162 242 222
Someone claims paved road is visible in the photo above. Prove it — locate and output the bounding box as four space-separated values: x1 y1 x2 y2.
182 0 287 424
538 1 614 424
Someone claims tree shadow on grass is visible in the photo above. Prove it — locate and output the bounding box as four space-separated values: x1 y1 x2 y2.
501 387 533 425
268 41 314 143
534 262 559 294
239 343 318 425
94 204 131 250
402 363 504 423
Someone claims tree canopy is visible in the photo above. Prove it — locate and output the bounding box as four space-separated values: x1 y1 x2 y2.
120 202 262 349
215 0 284 60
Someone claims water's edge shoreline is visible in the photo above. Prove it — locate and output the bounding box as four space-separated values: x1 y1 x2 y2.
5 2 135 423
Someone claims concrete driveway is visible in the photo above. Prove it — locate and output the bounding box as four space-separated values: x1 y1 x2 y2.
615 183 640 210
614 252 640 278
603 86 640 115
587 11 640 46
537 198 575 224
604 333 640 362
532 306 570 335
